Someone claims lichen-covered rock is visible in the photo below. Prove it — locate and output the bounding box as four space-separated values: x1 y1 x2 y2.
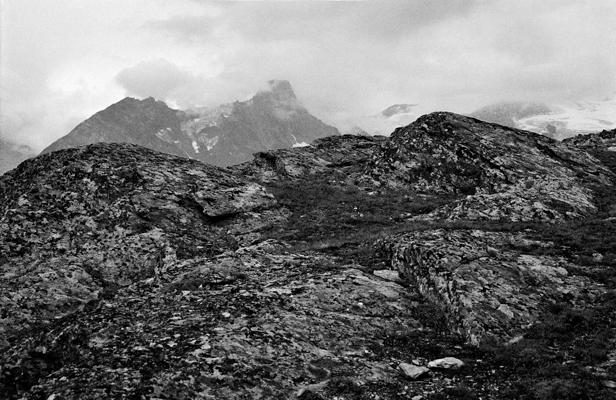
371 112 613 221
0 242 424 399
563 128 616 150
231 134 387 183
380 229 604 345
0 143 285 349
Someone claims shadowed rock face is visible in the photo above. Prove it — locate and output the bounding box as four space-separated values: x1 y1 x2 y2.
40 80 339 168
40 98 190 157
2 113 616 399
231 134 388 183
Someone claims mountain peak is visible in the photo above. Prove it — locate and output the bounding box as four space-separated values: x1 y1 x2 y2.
265 79 296 100
38 80 337 168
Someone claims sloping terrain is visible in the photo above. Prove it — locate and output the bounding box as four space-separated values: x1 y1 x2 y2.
40 98 191 158
2 113 616 399
39 80 339 169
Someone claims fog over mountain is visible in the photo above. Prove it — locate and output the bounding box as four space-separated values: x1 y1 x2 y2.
1 0 615 152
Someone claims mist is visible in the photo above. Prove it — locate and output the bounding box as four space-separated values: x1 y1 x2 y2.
1 0 615 151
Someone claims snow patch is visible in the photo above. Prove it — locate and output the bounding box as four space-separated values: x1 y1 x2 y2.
288 133 309 148
516 96 616 138
204 136 219 151
155 127 174 142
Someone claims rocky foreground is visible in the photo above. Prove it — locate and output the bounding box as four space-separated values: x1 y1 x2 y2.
1 113 616 399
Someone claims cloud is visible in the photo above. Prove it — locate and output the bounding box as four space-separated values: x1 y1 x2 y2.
1 0 615 150
115 59 195 100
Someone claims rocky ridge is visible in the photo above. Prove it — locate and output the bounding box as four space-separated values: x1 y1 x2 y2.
2 112 616 399
563 128 616 151
370 112 612 222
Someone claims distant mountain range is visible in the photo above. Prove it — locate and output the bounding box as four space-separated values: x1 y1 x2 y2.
41 80 339 167
470 96 616 139
3 87 615 176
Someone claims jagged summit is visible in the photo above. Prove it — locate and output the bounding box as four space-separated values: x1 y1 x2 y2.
39 80 338 168
264 79 296 100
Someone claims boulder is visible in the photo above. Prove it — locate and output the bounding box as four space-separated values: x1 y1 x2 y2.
399 363 430 379
428 357 465 370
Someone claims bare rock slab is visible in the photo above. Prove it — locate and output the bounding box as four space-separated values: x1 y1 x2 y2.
399 362 430 379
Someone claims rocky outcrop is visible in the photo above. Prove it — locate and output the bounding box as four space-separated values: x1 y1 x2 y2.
380 229 603 345
1 238 429 399
563 128 616 151
371 112 613 221
232 134 386 183
40 80 339 168
0 143 285 350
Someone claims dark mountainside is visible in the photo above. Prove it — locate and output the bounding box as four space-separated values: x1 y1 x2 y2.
2 112 616 399
41 80 339 167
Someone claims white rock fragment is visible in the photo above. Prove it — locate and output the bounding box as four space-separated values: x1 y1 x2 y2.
373 269 403 283
427 357 465 370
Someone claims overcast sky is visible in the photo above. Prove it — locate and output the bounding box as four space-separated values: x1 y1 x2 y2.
1 0 615 150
